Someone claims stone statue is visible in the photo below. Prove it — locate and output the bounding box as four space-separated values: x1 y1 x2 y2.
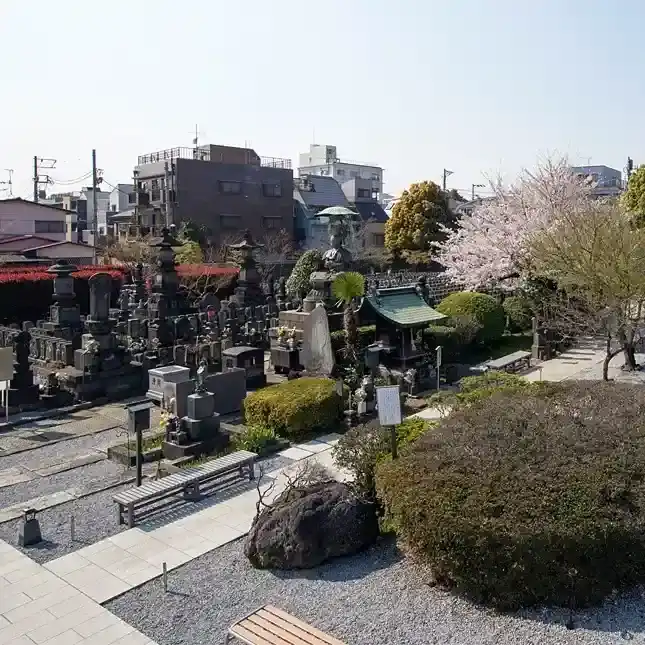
196 359 208 393
322 218 352 272
322 233 352 272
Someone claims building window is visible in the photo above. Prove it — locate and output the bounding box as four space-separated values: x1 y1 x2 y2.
371 173 380 181
350 170 359 179
336 168 345 177
262 182 282 198
372 233 385 247
220 214 242 231
357 188 371 199
219 181 242 195
34 220 65 234
128 192 136 204
263 217 282 230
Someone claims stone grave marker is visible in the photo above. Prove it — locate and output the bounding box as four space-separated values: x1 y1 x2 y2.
300 303 335 376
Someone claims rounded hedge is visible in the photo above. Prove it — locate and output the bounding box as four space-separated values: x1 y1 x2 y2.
243 377 342 440
376 381 645 610
436 291 505 344
502 295 532 332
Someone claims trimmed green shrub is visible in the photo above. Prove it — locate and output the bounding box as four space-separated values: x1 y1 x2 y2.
503 295 532 332
436 292 505 344
243 377 342 440
377 381 645 610
285 249 322 297
333 417 433 499
232 425 277 453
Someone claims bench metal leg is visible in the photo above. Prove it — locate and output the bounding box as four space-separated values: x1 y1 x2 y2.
183 481 201 501
117 504 124 526
248 463 255 481
127 504 135 529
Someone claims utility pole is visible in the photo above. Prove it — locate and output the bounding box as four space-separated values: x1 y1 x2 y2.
91 149 98 261
627 157 634 184
33 157 56 203
471 183 485 200
442 168 453 192
0 169 13 197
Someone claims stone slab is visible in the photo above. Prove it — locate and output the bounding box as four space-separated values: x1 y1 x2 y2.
28 453 106 478
0 469 33 490
0 490 78 524
0 540 158 645
277 446 315 461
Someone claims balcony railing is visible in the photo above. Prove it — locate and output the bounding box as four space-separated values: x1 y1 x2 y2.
138 147 292 170
260 156 292 170
138 147 210 165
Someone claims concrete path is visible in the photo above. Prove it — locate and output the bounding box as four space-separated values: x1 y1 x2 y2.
42 434 344 604
0 539 157 645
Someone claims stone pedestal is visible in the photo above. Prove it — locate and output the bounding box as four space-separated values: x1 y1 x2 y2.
162 389 228 460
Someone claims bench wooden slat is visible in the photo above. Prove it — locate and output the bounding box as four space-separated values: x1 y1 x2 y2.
229 623 292 645
249 614 329 645
264 607 345 645
113 450 257 526
229 606 345 645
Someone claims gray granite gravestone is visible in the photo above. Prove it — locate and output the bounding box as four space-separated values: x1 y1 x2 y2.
300 303 335 376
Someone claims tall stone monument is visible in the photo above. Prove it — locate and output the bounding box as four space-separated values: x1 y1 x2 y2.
228 230 265 307
303 207 354 314
300 303 335 377
42 261 81 338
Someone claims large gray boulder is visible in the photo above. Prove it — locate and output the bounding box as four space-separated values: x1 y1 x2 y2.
244 480 379 569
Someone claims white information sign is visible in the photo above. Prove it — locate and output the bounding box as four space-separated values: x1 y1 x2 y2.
0 347 13 382
376 385 402 427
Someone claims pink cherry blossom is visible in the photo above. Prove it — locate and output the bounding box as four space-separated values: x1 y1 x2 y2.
436 158 593 290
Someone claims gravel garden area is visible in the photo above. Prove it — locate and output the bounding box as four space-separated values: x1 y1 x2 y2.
0 451 292 564
107 537 645 645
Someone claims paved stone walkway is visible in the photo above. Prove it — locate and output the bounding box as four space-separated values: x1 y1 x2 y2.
0 539 157 645
42 434 344 604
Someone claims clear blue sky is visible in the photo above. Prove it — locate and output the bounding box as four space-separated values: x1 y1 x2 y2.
0 0 642 200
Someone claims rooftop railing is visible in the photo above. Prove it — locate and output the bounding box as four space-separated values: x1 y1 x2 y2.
137 147 292 169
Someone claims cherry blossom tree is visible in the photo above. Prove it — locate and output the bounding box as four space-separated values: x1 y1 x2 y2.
436 157 593 290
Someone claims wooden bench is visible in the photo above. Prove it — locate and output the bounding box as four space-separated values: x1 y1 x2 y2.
113 450 257 528
485 349 531 374
226 605 346 645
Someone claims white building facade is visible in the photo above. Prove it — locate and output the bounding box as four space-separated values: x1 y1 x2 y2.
298 144 384 204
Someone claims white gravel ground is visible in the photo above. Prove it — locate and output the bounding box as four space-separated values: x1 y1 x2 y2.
107 537 645 645
0 453 293 563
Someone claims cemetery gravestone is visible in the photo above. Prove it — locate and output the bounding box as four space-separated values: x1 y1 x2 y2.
300 304 335 376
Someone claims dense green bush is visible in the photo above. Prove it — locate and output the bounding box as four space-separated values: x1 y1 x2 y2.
285 249 322 297
436 292 505 344
333 417 433 499
377 381 645 610
232 425 277 453
243 377 342 440
503 295 532 332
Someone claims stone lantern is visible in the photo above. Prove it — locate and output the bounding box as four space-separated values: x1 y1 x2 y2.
228 230 265 307
45 260 81 331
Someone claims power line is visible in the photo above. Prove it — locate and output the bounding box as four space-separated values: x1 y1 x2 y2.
0 169 13 197
50 171 93 186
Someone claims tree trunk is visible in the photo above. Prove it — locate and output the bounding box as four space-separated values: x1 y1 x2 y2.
602 336 622 381
344 304 359 364
623 342 638 371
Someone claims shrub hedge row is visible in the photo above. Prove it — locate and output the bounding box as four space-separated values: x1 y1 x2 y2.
376 381 645 610
243 377 343 440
